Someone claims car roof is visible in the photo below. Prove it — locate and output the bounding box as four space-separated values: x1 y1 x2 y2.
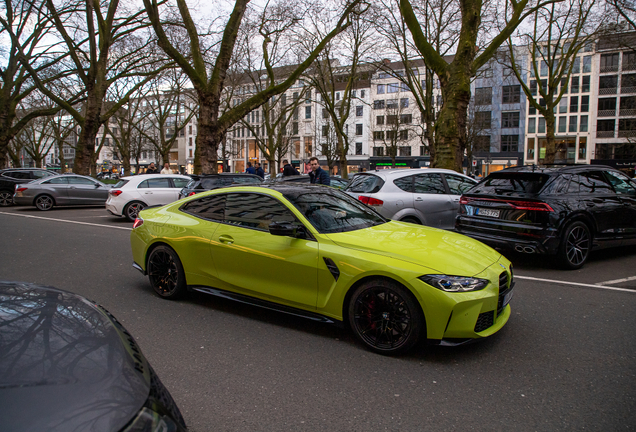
121 173 190 181
353 168 473 179
492 164 618 175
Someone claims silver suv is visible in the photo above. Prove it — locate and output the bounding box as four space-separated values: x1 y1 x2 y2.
345 168 477 230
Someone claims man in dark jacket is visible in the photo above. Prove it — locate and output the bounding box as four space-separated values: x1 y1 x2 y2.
255 162 265 179
282 160 299 177
308 156 330 186
146 162 159 174
245 162 256 175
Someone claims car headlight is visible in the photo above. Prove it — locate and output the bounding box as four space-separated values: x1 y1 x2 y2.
418 275 489 292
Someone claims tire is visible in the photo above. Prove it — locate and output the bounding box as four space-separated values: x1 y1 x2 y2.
35 195 54 211
558 221 592 270
348 279 424 355
147 245 187 299
0 190 13 207
400 216 421 225
124 201 145 222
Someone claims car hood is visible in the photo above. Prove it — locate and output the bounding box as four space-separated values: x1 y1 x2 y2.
325 221 502 276
0 282 149 432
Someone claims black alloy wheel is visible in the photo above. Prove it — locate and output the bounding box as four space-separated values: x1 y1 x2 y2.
0 190 13 206
35 195 54 211
348 279 423 355
147 245 186 299
125 201 145 222
559 221 591 270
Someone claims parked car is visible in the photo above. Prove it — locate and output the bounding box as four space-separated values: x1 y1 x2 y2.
97 171 119 180
13 174 112 210
177 173 262 199
130 184 514 356
106 174 191 221
455 164 636 269
0 281 187 432
344 169 477 230
273 175 350 189
0 168 57 207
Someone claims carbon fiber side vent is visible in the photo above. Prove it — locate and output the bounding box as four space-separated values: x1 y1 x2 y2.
323 257 340 281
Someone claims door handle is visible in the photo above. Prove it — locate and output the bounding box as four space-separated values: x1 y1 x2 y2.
218 234 234 244
415 197 423 201
144 191 153 194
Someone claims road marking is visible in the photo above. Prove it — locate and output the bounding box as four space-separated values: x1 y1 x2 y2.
596 276 636 286
515 275 636 293
0 211 131 231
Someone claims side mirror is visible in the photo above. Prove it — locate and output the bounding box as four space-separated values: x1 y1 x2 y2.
269 221 296 237
94 183 101 188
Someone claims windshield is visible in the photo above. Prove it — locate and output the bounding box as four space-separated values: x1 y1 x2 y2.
470 172 551 195
284 190 387 233
345 174 384 193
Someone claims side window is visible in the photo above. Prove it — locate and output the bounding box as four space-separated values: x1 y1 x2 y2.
445 174 476 195
225 193 296 231
580 171 614 194
603 170 636 195
138 178 171 188
542 174 571 194
31 171 52 179
414 174 446 194
181 194 225 221
8 171 29 179
43 177 69 185
172 178 190 188
567 175 581 193
68 176 97 185
393 176 414 192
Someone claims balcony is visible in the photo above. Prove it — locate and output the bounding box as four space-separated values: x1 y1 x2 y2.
619 109 636 116
618 130 636 137
621 86 636 94
599 87 618 95
622 62 636 71
596 130 615 138
597 109 616 117
600 65 619 73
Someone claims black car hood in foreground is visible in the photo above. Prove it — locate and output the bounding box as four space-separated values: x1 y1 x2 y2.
0 281 151 432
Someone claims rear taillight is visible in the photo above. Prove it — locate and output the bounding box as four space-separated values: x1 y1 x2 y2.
15 187 27 192
109 190 123 196
187 192 196 197
460 196 553 212
358 195 384 206
132 218 144 229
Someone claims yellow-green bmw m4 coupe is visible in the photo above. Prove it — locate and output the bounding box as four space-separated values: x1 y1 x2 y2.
130 184 514 355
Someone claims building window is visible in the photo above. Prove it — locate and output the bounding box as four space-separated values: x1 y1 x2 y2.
583 56 592 73
400 98 409 108
305 106 311 119
373 131 384 140
356 105 363 116
569 116 578 132
387 115 398 125
538 117 546 133
559 98 568 113
582 76 590 92
376 115 385 125
502 85 521 103
399 146 411 156
501 112 520 128
600 53 619 72
356 142 362 155
399 130 409 140
528 118 536 133
623 52 636 71
387 83 399 93
527 138 535 159
570 96 579 113
189 137 193 146
530 80 537 96
356 124 363 136
501 135 518 152
581 96 589 112
322 108 328 119
475 87 492 105
475 136 490 151
558 116 567 133
386 99 398 109
322 125 328 137
572 57 581 74
475 111 491 128
420 146 427 156
400 114 412 124
540 60 548 77
578 137 587 159
571 76 579 93
580 115 588 132
373 100 385 109
361 90 365 98
189 149 193 157
377 84 385 94
373 146 384 156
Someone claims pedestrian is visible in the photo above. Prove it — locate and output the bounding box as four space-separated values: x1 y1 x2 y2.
282 159 299 177
254 162 265 179
146 162 159 174
245 162 256 175
308 156 330 186
160 162 172 174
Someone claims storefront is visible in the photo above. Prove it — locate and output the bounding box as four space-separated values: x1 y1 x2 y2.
369 157 430 171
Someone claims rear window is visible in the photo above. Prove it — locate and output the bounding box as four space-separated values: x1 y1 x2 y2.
345 174 385 193
113 180 129 188
470 172 551 195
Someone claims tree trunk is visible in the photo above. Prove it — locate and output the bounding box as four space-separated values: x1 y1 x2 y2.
0 136 10 168
337 134 349 179
544 115 557 164
195 99 221 174
75 115 101 175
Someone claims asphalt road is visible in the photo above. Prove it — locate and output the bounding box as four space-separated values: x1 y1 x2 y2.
1 205 635 432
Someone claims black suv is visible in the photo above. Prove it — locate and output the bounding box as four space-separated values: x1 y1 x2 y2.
455 165 636 269
178 173 262 199
0 168 57 206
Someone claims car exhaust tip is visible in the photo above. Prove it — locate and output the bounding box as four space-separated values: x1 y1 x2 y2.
515 245 536 254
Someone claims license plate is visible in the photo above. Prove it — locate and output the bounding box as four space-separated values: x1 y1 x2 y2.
477 208 500 218
502 288 514 308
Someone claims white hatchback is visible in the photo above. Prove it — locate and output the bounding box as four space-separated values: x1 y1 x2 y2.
106 174 191 221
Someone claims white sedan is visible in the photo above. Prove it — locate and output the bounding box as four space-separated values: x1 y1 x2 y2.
106 174 191 221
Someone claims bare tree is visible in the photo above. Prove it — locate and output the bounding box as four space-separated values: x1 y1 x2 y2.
606 0 636 30
371 98 417 166
47 111 77 173
506 0 598 163
19 0 168 175
13 116 55 168
465 96 494 171
399 0 560 172
143 0 365 174
0 0 70 168
317 119 341 173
